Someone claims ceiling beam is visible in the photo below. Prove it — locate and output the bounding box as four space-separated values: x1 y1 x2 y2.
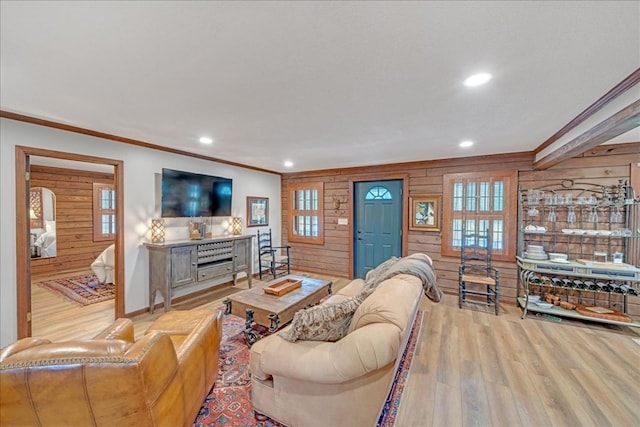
534 99 640 170
534 68 640 156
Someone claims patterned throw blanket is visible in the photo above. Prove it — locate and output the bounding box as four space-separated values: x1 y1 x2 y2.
362 253 442 302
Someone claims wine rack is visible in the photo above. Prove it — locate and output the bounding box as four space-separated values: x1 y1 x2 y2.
516 179 640 327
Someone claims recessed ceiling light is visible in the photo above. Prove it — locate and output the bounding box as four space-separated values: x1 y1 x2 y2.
460 140 474 148
464 73 492 87
284 161 293 168
199 136 213 144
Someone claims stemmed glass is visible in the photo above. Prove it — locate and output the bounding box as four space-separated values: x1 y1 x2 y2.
588 206 599 223
610 206 623 223
567 206 577 224
547 206 557 223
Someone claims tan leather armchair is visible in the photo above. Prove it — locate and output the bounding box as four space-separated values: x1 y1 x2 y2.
0 309 222 426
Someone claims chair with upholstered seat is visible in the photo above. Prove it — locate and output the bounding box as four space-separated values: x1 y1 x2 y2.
458 226 500 315
257 228 291 280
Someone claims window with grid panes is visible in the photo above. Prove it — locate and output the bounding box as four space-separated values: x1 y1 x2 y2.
288 182 324 244
442 170 517 261
93 183 116 241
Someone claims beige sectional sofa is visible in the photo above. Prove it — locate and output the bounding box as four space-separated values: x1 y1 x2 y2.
249 253 439 427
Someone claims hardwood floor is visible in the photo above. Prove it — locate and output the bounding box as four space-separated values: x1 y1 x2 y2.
30 271 640 426
31 269 115 341
398 294 640 427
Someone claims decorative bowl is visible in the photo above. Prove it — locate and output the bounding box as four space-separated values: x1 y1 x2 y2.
527 295 541 303
535 302 554 309
562 229 573 234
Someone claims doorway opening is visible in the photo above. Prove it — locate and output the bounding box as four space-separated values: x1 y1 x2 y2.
15 146 124 339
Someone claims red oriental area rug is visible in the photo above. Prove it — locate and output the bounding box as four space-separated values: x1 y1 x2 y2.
194 310 423 427
35 273 115 306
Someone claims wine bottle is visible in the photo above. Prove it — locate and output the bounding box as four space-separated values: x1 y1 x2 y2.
571 279 583 289
620 285 638 296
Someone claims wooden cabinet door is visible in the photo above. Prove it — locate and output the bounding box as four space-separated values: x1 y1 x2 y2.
171 246 197 288
233 238 251 272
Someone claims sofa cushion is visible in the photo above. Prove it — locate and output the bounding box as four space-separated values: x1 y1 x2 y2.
278 292 368 343
335 278 365 297
348 274 422 334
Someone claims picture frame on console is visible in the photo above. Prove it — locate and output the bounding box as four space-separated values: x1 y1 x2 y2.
409 195 440 231
247 196 269 227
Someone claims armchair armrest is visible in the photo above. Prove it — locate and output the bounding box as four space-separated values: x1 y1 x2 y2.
0 337 51 362
0 340 131 366
93 318 134 342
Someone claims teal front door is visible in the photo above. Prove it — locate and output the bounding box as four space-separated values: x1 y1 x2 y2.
354 180 403 278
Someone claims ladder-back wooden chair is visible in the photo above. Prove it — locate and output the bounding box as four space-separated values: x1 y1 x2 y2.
257 229 291 280
458 226 500 315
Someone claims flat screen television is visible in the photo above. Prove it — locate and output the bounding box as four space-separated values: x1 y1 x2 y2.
161 168 232 218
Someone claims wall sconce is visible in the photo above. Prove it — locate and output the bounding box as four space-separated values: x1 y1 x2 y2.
151 219 165 243
231 217 242 235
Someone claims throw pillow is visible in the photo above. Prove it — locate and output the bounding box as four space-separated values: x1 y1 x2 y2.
278 292 369 343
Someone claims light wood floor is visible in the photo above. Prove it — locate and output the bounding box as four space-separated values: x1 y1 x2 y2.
31 271 640 426
31 269 116 341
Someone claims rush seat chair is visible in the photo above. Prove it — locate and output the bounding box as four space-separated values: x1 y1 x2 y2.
257 229 291 279
458 226 500 315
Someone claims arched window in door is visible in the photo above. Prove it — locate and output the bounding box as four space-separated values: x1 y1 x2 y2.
364 186 393 200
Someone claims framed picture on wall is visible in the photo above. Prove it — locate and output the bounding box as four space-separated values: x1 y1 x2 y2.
247 196 269 227
409 195 441 231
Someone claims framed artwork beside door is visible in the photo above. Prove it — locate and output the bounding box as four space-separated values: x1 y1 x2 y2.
409 195 440 231
247 196 269 227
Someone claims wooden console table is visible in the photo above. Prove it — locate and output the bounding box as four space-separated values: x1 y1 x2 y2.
144 234 253 313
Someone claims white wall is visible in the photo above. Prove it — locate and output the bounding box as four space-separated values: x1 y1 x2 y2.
0 118 281 347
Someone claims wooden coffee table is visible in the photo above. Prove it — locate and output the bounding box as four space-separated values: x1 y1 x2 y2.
223 275 332 345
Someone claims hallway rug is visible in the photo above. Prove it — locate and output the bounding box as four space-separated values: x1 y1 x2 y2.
35 273 115 306
194 309 423 427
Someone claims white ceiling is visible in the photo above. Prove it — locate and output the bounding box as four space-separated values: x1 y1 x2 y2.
1 1 639 173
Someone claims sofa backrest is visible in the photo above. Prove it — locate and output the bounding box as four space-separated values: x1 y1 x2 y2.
348 273 423 335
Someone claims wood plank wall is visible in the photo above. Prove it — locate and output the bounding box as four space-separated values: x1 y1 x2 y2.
281 143 640 317
30 165 114 278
